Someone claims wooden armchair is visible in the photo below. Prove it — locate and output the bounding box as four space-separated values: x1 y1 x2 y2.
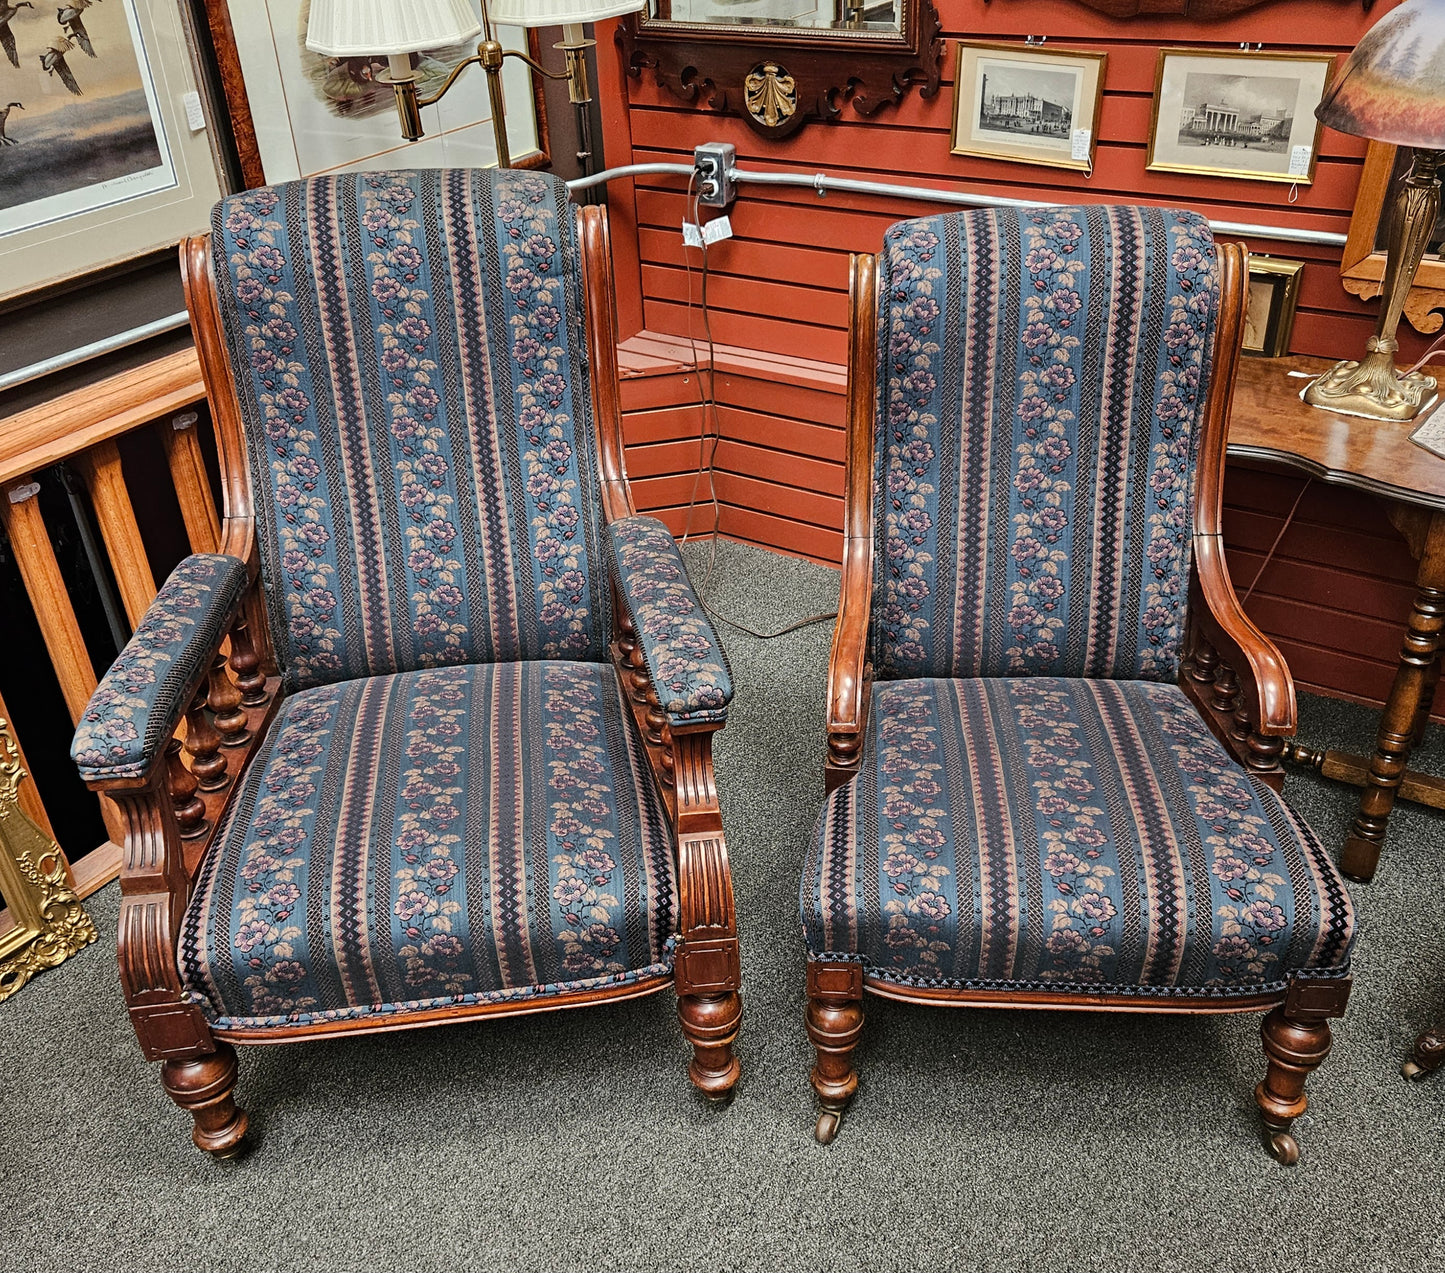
802 206 1356 1163
70 169 742 1156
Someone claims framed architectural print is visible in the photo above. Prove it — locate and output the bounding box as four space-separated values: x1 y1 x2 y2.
0 0 226 302
1243 256 1303 357
950 41 1106 172
1147 48 1334 185
200 0 548 189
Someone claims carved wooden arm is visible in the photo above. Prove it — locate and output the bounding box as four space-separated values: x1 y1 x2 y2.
1186 241 1296 779
826 253 880 793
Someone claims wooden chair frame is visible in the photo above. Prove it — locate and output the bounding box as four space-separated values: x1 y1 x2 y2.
807 241 1351 1164
86 205 741 1156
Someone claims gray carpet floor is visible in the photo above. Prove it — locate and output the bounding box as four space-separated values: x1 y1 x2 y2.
3 539 1444 1272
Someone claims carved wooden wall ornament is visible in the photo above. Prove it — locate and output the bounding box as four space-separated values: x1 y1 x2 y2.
617 1 943 140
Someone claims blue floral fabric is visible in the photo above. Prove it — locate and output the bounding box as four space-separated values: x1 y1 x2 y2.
210 169 610 692
608 515 732 724
873 205 1218 683
802 678 1355 997
72 554 247 780
178 661 678 1030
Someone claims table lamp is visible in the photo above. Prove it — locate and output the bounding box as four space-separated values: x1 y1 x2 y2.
307 0 644 173
1304 0 1445 422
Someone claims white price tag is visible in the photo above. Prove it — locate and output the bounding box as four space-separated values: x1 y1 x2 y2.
702 214 733 245
682 220 704 248
1070 129 1091 162
182 90 206 132
1288 145 1311 178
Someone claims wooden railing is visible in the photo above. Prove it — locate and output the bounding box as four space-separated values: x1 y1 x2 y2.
0 348 212 896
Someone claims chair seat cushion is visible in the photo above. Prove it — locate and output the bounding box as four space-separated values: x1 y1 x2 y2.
180 662 678 1031
803 678 1354 999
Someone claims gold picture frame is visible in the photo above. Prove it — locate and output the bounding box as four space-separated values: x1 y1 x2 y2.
0 716 97 1002
1146 47 1334 186
1340 140 1445 337
949 41 1107 173
1243 257 1304 358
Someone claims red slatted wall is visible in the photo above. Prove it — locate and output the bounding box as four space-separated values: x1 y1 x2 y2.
598 0 1441 711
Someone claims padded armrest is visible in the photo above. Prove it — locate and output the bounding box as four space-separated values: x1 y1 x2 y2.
72 553 249 781
607 515 733 727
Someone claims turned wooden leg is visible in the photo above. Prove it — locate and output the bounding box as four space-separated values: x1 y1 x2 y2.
1344 572 1445 882
160 1042 249 1158
806 961 865 1145
1255 978 1350 1165
1403 1021 1445 1080
677 990 742 1101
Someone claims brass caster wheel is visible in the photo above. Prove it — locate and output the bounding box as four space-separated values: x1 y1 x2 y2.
703 1087 736 1108
815 1107 843 1145
1266 1129 1300 1166
1403 1058 1428 1081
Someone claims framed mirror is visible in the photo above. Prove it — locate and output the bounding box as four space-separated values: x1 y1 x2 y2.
1340 141 1445 336
618 0 942 138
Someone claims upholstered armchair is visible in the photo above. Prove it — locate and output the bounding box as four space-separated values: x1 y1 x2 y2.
802 206 1356 1163
71 170 742 1156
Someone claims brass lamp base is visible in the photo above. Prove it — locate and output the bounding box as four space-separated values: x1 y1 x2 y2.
1305 343 1440 422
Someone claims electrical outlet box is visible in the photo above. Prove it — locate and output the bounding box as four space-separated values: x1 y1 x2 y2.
693 142 736 208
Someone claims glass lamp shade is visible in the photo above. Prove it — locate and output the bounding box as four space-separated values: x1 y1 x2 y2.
1315 0 1445 149
486 0 647 26
305 0 482 56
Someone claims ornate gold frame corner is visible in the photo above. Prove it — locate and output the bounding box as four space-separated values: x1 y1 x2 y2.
0 718 98 1003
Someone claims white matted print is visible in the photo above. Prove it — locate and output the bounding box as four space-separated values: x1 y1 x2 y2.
950 42 1106 173
1147 48 1334 185
0 0 223 300
226 0 540 183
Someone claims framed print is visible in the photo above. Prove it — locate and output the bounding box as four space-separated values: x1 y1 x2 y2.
0 0 226 303
950 41 1106 172
1147 48 1334 185
1340 141 1445 337
1243 257 1303 358
201 0 548 189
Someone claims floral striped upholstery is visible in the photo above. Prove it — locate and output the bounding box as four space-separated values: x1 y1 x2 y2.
179 661 678 1031
608 515 732 724
72 554 248 780
802 678 1354 996
211 169 611 692
873 205 1218 683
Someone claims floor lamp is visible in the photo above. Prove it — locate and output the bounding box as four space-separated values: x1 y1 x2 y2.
306 0 645 174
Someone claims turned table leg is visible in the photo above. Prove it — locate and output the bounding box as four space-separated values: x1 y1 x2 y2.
1341 510 1445 883
1403 1021 1445 1080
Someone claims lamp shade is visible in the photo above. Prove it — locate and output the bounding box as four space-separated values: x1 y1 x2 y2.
1315 0 1445 149
486 0 647 26
305 0 482 56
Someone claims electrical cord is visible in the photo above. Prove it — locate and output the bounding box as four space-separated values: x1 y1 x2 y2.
676 178 837 642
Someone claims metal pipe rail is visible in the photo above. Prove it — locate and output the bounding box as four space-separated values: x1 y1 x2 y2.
4 154 1349 393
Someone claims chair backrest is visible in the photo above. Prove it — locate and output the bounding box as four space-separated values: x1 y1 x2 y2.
209 168 612 692
870 204 1221 683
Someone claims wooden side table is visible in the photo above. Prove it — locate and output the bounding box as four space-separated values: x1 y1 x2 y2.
1227 354 1445 885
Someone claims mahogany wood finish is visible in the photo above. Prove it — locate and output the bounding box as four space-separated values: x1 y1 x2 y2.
74 206 742 1155
1229 354 1445 881
809 239 1349 1160
618 1 942 140
1403 1020 1445 1080
1008 0 1371 16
